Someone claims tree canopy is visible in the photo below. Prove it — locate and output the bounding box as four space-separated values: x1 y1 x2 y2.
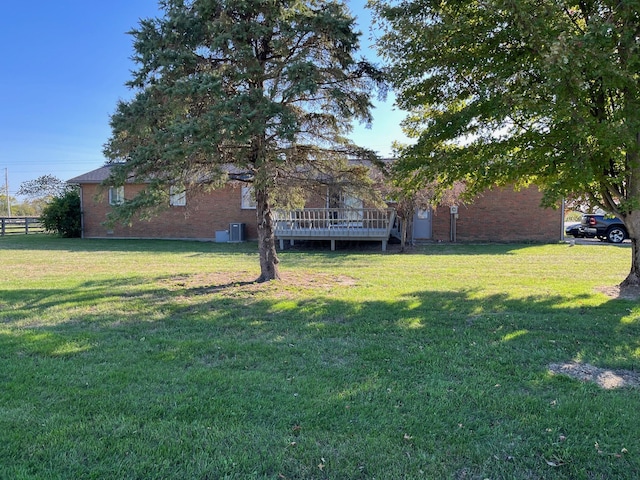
17 175 68 200
372 0 640 286
104 0 383 281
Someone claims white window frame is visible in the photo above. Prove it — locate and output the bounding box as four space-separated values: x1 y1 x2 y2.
169 186 186 207
108 186 124 206
241 186 257 209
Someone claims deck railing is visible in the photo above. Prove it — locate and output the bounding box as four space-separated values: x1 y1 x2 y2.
274 208 396 250
0 217 45 236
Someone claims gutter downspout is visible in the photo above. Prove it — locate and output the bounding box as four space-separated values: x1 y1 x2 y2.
79 186 84 239
450 205 458 242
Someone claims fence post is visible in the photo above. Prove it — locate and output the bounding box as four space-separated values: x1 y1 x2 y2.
25 217 29 234
1 218 4 236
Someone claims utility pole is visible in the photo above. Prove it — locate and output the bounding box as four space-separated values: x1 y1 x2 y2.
4 168 10 217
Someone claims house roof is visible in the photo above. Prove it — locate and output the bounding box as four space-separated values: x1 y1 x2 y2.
67 158 395 185
67 165 115 184
66 164 247 185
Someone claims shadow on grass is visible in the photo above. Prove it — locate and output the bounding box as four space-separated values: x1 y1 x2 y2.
1 273 637 370
1 233 549 258
0 234 258 254
1 275 639 478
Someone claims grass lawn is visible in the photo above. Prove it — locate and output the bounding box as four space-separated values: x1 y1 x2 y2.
1 235 639 479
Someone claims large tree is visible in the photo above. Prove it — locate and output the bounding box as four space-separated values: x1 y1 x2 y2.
104 0 382 282
372 0 640 287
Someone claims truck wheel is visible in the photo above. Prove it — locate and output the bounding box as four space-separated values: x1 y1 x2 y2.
606 227 627 244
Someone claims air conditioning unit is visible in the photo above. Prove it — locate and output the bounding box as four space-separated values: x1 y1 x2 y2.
229 223 246 242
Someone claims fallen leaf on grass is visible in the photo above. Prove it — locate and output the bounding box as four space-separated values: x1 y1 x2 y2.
595 443 629 457
544 456 566 467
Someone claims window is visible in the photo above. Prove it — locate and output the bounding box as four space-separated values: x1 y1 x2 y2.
170 186 186 206
241 186 257 209
108 186 124 205
417 209 430 220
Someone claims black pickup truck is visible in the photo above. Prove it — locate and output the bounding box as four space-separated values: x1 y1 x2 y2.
565 214 628 243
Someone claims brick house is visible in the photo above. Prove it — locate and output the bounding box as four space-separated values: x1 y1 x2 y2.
68 166 258 241
68 165 562 245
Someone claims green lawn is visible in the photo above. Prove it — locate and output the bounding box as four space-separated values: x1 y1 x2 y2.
1 235 638 479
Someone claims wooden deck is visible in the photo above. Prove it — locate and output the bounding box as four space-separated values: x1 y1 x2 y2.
274 208 396 251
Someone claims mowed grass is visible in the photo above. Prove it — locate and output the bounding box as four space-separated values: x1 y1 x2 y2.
1 235 639 479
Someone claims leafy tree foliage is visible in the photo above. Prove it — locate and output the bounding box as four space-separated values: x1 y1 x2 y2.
16 175 69 215
0 195 17 216
375 165 463 251
7 199 41 217
104 0 383 282
17 175 68 200
40 188 81 238
372 0 640 286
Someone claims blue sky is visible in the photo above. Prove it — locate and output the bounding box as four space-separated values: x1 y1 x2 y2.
0 1 407 199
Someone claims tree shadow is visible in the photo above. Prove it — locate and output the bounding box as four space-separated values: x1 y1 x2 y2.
2 273 637 369
2 275 639 478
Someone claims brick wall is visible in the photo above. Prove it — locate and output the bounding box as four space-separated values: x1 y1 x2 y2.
79 181 561 243
80 183 258 240
431 185 562 242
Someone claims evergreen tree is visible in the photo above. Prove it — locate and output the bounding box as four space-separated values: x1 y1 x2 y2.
105 0 383 282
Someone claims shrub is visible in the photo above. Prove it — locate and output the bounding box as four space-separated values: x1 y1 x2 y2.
41 188 81 237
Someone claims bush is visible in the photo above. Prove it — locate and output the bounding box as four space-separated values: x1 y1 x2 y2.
41 188 81 237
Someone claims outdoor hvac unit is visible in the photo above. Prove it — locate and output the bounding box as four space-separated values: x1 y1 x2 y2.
229 223 246 242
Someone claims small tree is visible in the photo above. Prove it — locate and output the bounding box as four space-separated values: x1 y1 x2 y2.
40 188 81 238
386 175 463 251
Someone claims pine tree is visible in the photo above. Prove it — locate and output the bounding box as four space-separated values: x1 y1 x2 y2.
105 0 383 281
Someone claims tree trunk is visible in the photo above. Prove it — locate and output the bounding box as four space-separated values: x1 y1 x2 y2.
621 213 640 288
255 186 281 283
621 238 640 287
400 217 408 253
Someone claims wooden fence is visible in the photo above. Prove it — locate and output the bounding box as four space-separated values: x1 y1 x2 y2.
0 217 45 236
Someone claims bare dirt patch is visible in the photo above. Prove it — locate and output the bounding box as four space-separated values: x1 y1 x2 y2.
595 285 640 300
549 362 640 389
163 271 357 297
